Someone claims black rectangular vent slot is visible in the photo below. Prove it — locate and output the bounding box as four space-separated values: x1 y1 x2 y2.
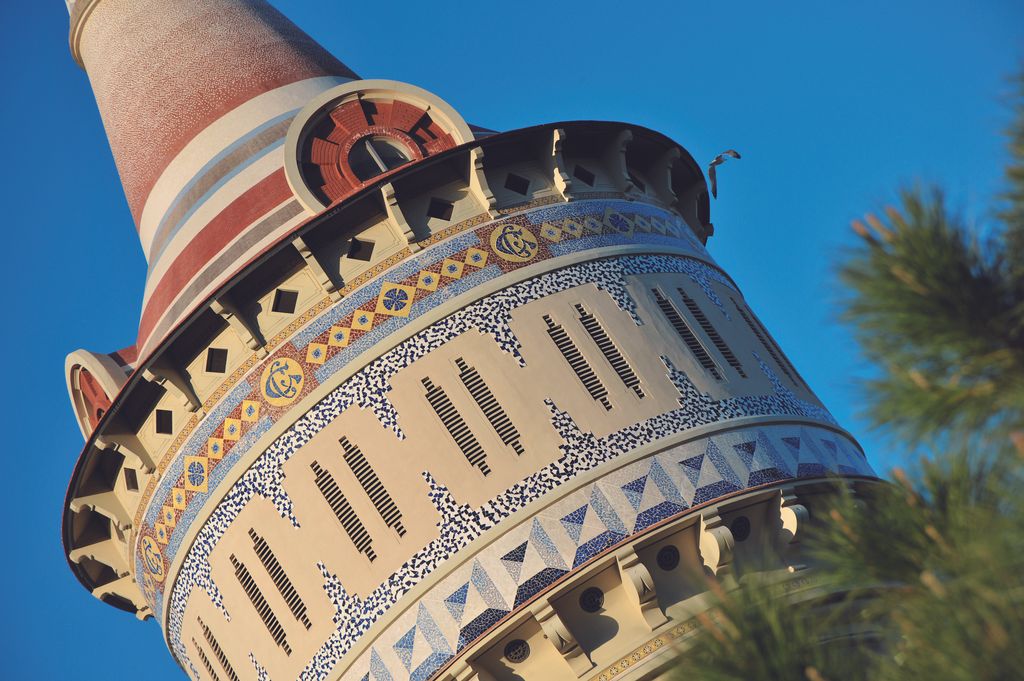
574 304 644 398
679 290 746 378
544 314 612 409
455 358 524 455
310 461 376 560
422 377 491 475
730 297 800 385
155 409 173 435
205 347 228 374
247 529 312 629
347 237 374 262
504 172 530 195
193 639 222 681
229 555 291 655
272 288 299 314
427 197 455 221
573 164 596 186
339 437 405 536
123 467 139 492
652 289 722 380
197 617 241 681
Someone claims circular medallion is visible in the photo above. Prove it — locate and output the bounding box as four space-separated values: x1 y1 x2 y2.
504 639 531 664
260 358 305 407
490 223 539 263
141 535 165 583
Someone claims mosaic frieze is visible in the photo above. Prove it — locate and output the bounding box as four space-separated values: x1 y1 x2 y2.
155 255 866 677
333 420 870 681
137 199 716 596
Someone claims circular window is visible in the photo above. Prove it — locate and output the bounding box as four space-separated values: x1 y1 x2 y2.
730 515 751 542
504 639 530 664
579 586 605 613
348 136 412 181
656 545 680 571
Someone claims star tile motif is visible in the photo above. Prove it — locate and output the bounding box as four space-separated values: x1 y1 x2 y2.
207 437 224 459
376 282 417 318
351 309 376 331
440 258 465 279
155 522 169 545
561 219 583 237
306 342 328 364
604 210 633 235
172 487 187 510
241 400 260 422
161 506 176 528
328 325 351 347
223 418 242 441
583 216 604 234
417 270 439 291
540 223 562 242
464 248 488 268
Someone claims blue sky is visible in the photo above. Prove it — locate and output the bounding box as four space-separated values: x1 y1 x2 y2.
0 1 1020 678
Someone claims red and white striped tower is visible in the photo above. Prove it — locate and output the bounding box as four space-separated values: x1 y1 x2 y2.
61 2 878 680
69 0 358 355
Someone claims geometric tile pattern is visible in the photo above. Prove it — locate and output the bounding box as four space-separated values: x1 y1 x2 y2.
333 423 872 681
136 199 871 677
165 259 861 678
141 200 723 602
137 200 712 590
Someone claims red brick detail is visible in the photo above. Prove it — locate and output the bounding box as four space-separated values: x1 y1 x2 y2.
310 138 340 165
301 98 459 205
388 101 424 131
79 369 113 430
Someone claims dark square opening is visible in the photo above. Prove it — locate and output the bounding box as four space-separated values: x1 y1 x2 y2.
347 237 374 262
155 409 173 435
504 173 530 196
272 288 299 314
573 164 596 186
124 468 139 492
427 197 454 221
205 347 228 373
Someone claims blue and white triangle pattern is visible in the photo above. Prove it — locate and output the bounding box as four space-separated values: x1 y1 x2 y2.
341 423 873 681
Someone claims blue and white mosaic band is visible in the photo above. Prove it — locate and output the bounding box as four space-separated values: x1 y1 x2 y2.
156 239 873 679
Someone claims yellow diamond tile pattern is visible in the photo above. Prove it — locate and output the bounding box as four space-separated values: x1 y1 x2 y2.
161 506 176 527
604 210 634 235
207 437 224 459
328 325 351 347
172 487 187 510
583 216 604 234
155 522 169 544
562 219 583 237
417 270 439 291
440 258 464 279
306 342 328 364
351 310 375 331
241 400 260 422
464 248 488 268
376 282 417 318
539 223 562 242
223 418 242 441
